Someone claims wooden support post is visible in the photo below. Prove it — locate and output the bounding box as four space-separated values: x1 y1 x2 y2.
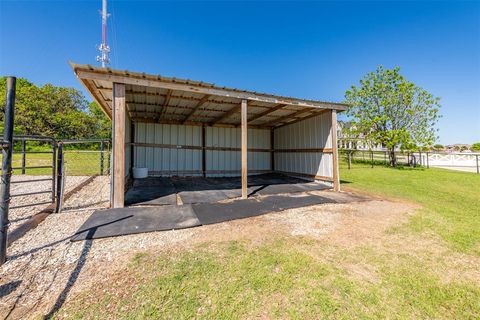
112 83 126 208
331 110 340 191
241 99 248 199
202 125 206 177
270 129 275 172
130 121 135 177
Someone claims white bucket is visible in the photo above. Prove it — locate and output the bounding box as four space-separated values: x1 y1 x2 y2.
132 167 148 179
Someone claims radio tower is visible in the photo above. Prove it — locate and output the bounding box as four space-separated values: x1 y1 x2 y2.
96 0 110 67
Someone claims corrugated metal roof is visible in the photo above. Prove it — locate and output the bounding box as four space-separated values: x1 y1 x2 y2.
70 62 348 128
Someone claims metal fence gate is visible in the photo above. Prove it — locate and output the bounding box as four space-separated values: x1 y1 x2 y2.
9 135 57 210
55 139 111 212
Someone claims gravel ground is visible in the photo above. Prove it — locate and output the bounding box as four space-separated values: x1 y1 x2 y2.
9 175 91 230
1 176 196 319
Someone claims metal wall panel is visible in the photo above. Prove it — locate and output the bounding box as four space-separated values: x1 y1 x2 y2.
134 123 202 176
274 112 333 178
205 127 271 177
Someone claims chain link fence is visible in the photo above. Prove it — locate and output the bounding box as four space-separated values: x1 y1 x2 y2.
61 140 111 176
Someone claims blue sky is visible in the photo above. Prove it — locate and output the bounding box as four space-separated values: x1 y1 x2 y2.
1 1 479 144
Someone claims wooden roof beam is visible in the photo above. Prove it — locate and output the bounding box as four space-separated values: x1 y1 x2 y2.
260 108 314 127
273 109 329 128
182 95 211 124
158 89 172 120
248 103 287 123
131 117 269 130
97 87 254 107
209 103 241 125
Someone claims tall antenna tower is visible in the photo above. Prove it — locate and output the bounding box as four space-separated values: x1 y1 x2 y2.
96 0 110 67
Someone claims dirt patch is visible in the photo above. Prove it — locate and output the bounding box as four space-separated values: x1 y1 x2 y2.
266 198 417 247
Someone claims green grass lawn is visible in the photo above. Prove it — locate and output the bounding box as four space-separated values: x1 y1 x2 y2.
340 162 480 255
55 162 480 319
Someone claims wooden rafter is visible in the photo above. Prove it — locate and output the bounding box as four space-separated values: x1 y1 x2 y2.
182 95 211 124
248 104 287 123
158 89 172 120
260 108 314 127
130 117 268 130
97 87 253 107
209 104 241 125
273 109 329 128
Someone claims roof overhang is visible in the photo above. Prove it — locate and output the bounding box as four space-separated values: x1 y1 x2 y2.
70 62 348 129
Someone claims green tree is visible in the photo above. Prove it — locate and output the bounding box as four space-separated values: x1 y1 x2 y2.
0 77 110 139
88 102 111 139
345 66 441 166
433 144 444 151
471 143 480 152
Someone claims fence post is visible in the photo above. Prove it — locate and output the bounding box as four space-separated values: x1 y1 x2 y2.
0 77 15 266
426 152 429 169
21 140 26 174
107 142 111 175
51 141 57 202
348 151 351 170
371 151 374 168
384 151 387 165
55 143 64 213
476 155 479 174
100 141 104 176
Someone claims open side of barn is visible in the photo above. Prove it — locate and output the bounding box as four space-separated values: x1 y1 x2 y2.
71 63 347 208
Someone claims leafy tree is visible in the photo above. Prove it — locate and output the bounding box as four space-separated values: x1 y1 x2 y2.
88 102 111 139
0 77 111 139
345 66 441 166
471 143 480 152
433 144 444 151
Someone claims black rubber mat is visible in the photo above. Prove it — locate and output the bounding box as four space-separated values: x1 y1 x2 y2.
126 173 331 205
192 194 336 225
71 205 200 241
125 178 176 206
252 181 331 196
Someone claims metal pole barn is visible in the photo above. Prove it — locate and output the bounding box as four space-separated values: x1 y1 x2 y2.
0 77 15 266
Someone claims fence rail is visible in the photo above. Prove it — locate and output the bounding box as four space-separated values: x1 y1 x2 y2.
339 149 480 173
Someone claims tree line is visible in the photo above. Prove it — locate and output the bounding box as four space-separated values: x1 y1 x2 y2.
0 77 110 139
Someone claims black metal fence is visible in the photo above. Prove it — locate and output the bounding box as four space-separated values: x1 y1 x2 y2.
9 135 57 209
339 148 480 173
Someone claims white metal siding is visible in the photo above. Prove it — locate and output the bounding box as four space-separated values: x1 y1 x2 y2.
274 112 333 178
206 127 270 177
134 123 202 176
